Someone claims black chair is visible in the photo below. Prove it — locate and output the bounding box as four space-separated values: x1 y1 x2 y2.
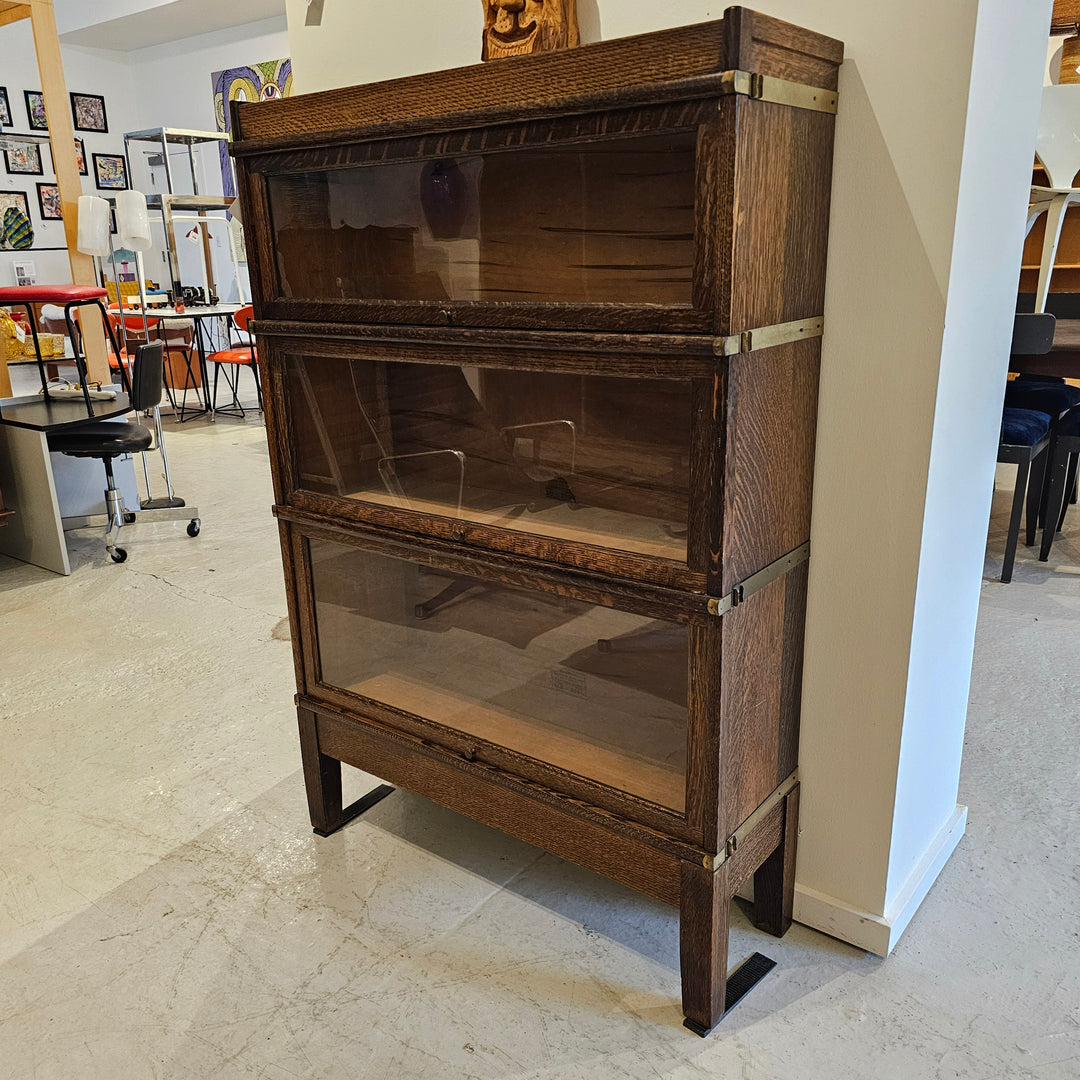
992 313 1076 582
997 407 1051 582
46 342 164 564
1038 403 1080 562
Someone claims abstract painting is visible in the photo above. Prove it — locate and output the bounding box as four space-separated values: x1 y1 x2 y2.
4 143 42 175
37 183 62 220
24 91 47 131
71 92 108 133
211 58 292 198
94 153 128 190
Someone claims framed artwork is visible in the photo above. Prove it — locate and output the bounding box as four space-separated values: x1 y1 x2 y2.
70 92 107 133
24 90 47 131
75 138 87 176
36 183 62 220
4 143 43 175
93 153 128 190
0 87 11 127
0 190 32 249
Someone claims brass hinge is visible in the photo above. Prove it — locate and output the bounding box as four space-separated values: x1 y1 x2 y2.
715 317 824 358
701 770 800 871
719 70 839 114
705 542 810 618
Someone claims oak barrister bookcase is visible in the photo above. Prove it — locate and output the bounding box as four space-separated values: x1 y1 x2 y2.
231 7 842 1034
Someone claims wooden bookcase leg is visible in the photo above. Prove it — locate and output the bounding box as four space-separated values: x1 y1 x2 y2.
680 859 730 1035
297 707 344 835
752 782 800 937
297 707 396 837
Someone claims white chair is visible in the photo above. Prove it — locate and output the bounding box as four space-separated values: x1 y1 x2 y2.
1028 85 1080 312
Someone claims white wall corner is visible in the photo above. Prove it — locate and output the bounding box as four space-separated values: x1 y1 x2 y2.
794 804 968 956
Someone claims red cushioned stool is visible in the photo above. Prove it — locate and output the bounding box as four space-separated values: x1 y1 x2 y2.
0 285 128 415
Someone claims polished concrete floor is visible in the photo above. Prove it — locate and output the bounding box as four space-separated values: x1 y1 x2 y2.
1 378 1077 1078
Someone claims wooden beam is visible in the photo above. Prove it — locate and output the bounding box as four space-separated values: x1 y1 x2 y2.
0 5 31 29
26 0 109 383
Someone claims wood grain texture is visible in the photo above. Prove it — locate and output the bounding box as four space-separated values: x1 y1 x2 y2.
723 99 836 335
685 616 723 853
245 98 715 174
281 511 707 623
233 22 730 146
297 705 343 833
727 798 785 894
308 681 697 842
724 7 844 90
752 783 798 936
680 859 730 1030
258 299 711 337
256 324 716 373
720 574 787 838
237 11 841 1028
280 496 705 595
721 337 820 594
311 702 685 904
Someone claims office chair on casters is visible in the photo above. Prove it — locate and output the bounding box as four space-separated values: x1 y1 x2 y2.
46 342 200 563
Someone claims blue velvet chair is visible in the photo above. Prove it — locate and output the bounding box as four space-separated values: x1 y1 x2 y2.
997 407 1052 582
1038 403 1080 562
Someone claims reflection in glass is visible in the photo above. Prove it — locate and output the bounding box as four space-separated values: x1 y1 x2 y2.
288 355 692 561
266 131 696 305
311 540 689 811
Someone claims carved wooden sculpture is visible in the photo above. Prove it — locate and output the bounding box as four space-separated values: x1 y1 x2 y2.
481 0 579 60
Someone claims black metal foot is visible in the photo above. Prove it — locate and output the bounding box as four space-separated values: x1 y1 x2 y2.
682 952 777 1037
141 496 187 509
312 784 396 837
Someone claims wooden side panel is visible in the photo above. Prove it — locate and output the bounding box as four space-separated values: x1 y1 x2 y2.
313 705 684 906
685 617 723 853
721 337 819 593
719 568 808 838
724 7 844 91
725 98 836 334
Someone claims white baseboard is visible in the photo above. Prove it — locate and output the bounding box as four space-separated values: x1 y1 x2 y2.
792 804 968 956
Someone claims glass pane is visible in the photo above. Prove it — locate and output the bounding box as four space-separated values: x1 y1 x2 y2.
287 355 691 562
267 131 696 305
310 539 688 811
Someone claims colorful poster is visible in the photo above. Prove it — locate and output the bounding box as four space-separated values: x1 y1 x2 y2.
211 59 293 198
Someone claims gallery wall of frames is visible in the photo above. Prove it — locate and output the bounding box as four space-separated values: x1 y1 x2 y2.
0 82 129 259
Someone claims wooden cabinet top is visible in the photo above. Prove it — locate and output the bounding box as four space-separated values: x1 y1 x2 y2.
230 8 842 153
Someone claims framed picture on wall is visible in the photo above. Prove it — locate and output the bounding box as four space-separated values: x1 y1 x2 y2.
71 92 108 133
36 183 62 221
75 138 87 176
0 87 11 127
93 153 127 190
4 143 43 175
24 90 47 131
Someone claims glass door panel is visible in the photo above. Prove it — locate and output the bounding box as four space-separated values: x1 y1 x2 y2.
287 354 692 562
266 131 696 306
309 538 689 812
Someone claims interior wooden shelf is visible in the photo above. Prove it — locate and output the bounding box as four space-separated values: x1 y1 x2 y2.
349 488 687 561
347 672 687 812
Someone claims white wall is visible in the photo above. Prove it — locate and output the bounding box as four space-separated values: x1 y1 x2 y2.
283 0 1052 952
126 15 288 132
0 13 288 295
0 20 139 286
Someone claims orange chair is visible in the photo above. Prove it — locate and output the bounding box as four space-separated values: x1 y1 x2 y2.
206 305 262 418
109 305 203 421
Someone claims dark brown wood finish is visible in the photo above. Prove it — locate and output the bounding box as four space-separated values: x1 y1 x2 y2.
752 784 799 937
680 860 731 1029
237 9 840 1032
720 572 806 839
